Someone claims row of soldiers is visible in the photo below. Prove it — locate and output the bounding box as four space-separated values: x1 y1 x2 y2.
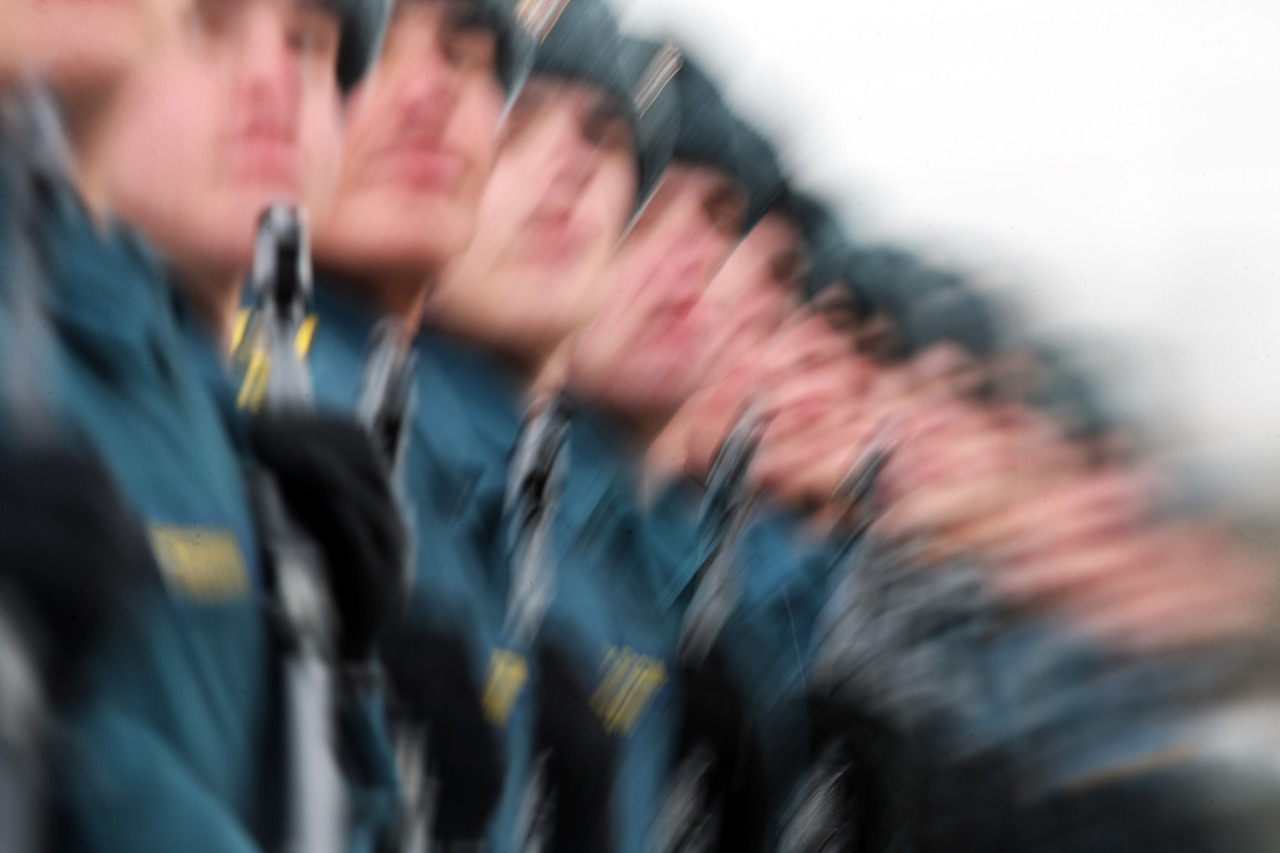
2 0 1278 851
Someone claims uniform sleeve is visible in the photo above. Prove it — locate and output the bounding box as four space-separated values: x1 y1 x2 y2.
58 705 264 853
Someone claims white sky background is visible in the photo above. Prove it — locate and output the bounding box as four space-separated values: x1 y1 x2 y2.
614 0 1280 514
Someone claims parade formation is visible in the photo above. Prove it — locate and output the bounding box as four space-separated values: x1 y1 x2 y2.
1 0 1278 851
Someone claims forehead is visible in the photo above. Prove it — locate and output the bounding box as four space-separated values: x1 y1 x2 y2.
388 0 486 32
197 0 339 19
743 211 802 257
663 161 738 195
517 75 622 115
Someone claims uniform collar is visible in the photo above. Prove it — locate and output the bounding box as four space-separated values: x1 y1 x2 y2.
38 184 177 387
414 331 527 455
647 476 706 613
559 402 703 612
312 274 384 345
172 287 252 457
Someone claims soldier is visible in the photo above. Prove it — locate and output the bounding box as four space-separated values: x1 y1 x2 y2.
299 0 529 847
420 5 675 849
1 4 189 851
519 43 804 852
2 2 404 852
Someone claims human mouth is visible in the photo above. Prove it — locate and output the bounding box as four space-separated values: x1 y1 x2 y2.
371 145 464 190
233 133 299 186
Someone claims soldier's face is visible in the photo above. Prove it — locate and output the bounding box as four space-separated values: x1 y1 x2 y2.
430 77 637 360
4 0 185 96
750 311 878 501
314 0 505 281
701 211 804 383
676 214 806 478
570 163 744 424
107 0 345 281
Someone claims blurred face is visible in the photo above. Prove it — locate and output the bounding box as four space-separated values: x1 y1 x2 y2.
749 312 877 503
908 341 989 403
430 76 638 361
570 162 745 427
107 0 345 285
314 0 505 286
4 0 182 97
700 210 804 381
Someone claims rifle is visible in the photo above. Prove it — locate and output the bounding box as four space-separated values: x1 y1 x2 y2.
357 324 430 853
679 404 765 667
237 203 345 853
504 395 573 853
503 394 572 650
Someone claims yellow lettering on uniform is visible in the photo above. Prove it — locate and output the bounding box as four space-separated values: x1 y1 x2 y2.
589 646 669 736
148 526 250 603
482 649 529 726
617 661 668 734
592 647 636 732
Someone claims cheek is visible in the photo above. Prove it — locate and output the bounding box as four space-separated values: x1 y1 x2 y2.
112 80 206 210
593 156 637 219
477 157 540 239
453 92 503 191
300 93 345 219
337 87 389 185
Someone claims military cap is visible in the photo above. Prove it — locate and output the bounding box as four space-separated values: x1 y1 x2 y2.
520 0 632 119
897 284 999 359
515 1 657 208
394 0 530 94
729 118 788 232
618 36 681 208
843 244 920 316
667 54 752 227
1027 342 1115 441
786 192 849 299
327 0 392 93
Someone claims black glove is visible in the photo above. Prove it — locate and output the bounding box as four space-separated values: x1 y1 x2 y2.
0 449 156 704
674 652 771 853
381 626 505 842
249 414 408 663
534 643 618 853
805 692 927 853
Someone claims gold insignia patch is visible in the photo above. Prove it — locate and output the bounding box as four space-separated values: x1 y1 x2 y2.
148 526 251 603
590 646 668 735
482 648 530 726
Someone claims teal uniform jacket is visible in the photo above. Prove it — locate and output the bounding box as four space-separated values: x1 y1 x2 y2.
537 403 700 853
407 327 537 852
305 281 533 850
24 180 275 852
713 507 838 815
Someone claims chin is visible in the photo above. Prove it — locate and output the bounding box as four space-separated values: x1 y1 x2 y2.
330 195 473 272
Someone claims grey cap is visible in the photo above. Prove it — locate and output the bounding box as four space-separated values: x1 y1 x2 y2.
327 0 393 93
524 0 631 113
730 118 787 231
898 285 1000 359
401 0 531 94
841 244 921 317
617 36 681 208
786 192 848 299
1027 341 1116 441
668 54 750 225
